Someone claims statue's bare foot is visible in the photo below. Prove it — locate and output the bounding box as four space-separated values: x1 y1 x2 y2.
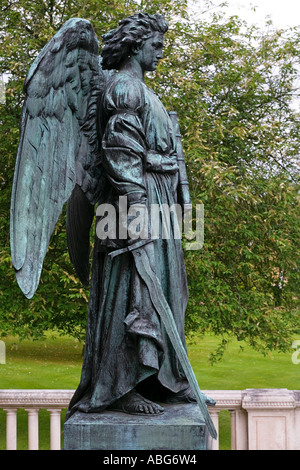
109 390 164 416
164 387 216 406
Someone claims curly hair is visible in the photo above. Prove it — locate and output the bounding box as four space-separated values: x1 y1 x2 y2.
101 13 168 70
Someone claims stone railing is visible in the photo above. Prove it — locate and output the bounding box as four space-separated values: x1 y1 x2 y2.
0 389 299 450
0 389 72 450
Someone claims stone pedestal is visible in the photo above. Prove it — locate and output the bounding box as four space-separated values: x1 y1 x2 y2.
242 388 298 450
63 403 211 450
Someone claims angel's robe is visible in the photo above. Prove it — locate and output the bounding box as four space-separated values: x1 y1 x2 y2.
67 71 191 415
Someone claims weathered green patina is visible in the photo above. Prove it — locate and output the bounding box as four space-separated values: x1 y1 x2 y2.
64 403 210 450
10 13 217 441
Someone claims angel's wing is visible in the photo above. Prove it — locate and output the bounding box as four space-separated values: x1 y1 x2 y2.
10 18 108 299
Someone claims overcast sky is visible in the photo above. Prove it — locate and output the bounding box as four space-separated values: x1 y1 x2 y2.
190 0 300 29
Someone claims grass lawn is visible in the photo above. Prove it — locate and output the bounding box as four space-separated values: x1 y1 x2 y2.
0 332 298 450
188 334 298 390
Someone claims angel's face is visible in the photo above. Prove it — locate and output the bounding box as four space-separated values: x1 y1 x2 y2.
135 31 164 72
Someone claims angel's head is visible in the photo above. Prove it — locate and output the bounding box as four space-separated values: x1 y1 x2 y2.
101 13 168 71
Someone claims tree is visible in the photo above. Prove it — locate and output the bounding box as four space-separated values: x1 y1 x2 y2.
0 1 299 360
151 10 300 359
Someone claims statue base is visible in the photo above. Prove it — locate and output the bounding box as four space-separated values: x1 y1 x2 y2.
63 403 212 450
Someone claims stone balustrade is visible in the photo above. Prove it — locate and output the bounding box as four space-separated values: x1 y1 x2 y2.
0 389 299 450
0 389 72 450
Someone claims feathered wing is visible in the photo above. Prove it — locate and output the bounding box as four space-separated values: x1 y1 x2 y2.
10 18 107 299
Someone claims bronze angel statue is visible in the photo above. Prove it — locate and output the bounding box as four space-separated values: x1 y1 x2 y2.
10 13 217 439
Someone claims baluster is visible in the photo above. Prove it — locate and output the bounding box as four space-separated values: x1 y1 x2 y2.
209 409 220 450
229 410 237 450
25 408 39 450
4 408 17 450
48 409 62 450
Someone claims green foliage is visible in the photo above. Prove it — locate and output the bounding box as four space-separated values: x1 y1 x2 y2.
150 11 300 357
0 1 299 359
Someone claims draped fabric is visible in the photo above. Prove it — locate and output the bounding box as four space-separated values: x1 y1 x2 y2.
67 72 190 417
